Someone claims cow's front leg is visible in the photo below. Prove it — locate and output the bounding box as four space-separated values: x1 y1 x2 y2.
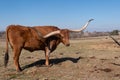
45 47 51 66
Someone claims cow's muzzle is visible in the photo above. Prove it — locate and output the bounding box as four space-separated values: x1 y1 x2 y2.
66 43 70 46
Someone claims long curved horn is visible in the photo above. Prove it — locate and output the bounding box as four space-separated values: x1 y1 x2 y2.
43 30 60 38
69 19 94 32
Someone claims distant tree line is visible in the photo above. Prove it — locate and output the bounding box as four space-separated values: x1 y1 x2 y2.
109 30 119 35
70 30 120 39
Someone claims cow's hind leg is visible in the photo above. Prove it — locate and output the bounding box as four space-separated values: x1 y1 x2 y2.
13 47 22 72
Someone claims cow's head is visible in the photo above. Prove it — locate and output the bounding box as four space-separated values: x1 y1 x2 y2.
60 29 70 46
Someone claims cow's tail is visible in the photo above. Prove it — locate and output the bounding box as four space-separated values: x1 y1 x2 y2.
4 27 9 67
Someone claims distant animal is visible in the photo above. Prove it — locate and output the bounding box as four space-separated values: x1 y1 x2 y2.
4 19 93 72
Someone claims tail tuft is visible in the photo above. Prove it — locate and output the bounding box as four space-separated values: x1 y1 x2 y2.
4 52 9 67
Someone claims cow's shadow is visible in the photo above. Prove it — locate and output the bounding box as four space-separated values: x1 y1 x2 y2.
22 56 82 70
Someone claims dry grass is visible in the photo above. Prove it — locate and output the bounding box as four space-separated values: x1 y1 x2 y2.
0 36 120 80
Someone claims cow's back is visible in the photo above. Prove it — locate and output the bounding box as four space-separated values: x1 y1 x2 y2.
34 26 60 36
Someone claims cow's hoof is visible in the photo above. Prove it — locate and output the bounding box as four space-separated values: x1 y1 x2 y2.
17 68 22 72
42 64 53 67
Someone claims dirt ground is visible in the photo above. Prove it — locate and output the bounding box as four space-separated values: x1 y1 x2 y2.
0 36 120 80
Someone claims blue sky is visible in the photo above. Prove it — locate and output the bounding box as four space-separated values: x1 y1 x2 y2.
0 0 120 32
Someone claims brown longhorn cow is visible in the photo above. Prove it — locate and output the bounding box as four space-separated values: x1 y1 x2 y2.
4 19 93 71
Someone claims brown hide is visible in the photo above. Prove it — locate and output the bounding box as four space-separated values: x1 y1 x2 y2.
4 25 69 71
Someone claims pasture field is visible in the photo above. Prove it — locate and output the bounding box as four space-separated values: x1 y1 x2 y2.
0 36 120 80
